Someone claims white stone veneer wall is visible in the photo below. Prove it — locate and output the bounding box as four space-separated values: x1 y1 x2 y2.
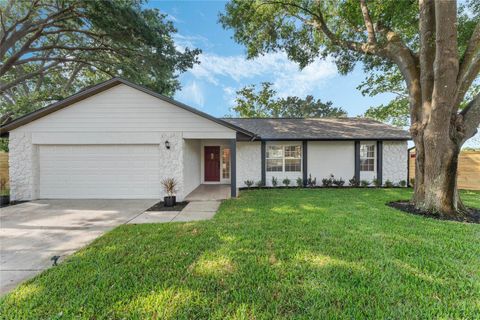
159 132 185 200
9 130 37 201
383 141 408 184
236 141 261 188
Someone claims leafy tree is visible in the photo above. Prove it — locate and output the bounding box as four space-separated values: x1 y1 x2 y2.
360 67 479 127
232 82 347 118
0 0 200 123
221 0 480 217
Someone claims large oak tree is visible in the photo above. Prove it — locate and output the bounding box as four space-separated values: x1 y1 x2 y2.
0 0 199 123
221 0 480 217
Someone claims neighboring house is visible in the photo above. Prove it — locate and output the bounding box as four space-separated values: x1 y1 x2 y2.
0 78 410 201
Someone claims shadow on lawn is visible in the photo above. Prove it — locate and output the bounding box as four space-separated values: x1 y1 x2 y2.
2 189 479 318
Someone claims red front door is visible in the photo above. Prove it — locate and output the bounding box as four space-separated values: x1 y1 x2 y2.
204 146 220 182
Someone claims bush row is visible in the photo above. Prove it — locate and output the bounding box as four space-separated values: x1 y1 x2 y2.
243 174 408 188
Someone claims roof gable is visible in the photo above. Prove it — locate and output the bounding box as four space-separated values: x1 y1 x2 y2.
0 78 255 137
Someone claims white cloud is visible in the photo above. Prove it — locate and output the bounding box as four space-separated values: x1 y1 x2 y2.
173 34 211 50
176 81 205 108
189 51 337 98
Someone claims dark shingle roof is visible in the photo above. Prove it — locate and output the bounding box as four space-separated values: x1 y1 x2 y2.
222 118 410 140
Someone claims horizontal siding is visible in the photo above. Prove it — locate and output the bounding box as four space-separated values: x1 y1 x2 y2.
14 84 236 134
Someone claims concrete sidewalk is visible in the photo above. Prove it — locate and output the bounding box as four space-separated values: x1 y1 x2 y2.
128 201 220 224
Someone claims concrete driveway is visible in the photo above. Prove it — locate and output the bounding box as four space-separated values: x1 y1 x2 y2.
0 199 157 295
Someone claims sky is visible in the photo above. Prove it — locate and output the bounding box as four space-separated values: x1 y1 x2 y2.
147 1 480 148
147 0 396 118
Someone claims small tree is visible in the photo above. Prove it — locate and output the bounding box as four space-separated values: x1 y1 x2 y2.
161 178 177 197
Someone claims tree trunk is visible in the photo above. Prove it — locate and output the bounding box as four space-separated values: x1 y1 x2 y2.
415 128 464 216
410 0 472 218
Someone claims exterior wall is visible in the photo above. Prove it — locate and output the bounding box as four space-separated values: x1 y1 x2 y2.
16 84 236 136
383 141 408 184
265 141 302 186
237 141 261 188
183 139 201 197
307 141 354 182
8 131 37 201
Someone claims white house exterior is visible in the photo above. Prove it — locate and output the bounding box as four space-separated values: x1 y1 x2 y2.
0 78 409 202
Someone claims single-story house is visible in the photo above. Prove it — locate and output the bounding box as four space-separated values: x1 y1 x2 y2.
0 78 410 201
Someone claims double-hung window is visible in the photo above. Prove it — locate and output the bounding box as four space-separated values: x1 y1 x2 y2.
360 144 375 171
266 145 301 172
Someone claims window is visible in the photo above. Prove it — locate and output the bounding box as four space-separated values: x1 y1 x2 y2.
360 144 375 171
266 145 301 172
284 145 301 172
222 148 230 179
266 146 283 172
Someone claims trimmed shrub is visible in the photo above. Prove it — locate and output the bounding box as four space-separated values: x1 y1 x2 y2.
271 176 278 187
296 177 303 187
322 174 334 187
256 180 265 187
349 176 359 187
306 174 317 187
372 178 382 187
333 178 345 187
384 179 394 188
244 180 254 188
399 180 407 187
282 178 291 187
360 180 371 187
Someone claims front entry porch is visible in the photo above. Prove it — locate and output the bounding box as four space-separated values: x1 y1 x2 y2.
184 184 231 201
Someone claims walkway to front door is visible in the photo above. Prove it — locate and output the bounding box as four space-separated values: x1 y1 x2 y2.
185 184 231 201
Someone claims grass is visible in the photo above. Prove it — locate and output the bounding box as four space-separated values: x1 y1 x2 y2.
1 189 479 319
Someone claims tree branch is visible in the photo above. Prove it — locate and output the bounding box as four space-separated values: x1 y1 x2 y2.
419 0 435 123
458 93 480 144
430 0 459 132
455 21 480 108
0 61 62 93
0 27 45 76
359 0 376 44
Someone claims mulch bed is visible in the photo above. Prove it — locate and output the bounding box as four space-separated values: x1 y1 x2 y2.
388 201 480 224
146 201 188 212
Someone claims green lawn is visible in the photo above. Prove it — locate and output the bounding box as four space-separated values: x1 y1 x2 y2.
2 189 479 319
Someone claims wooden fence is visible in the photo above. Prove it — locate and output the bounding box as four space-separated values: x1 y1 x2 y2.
0 152 8 186
408 149 480 190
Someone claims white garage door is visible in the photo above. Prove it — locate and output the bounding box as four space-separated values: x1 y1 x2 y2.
39 145 161 199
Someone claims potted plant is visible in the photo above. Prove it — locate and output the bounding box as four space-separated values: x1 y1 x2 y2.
0 177 9 206
161 178 177 207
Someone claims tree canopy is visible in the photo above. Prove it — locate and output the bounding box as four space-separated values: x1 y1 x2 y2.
0 0 200 123
231 82 347 118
